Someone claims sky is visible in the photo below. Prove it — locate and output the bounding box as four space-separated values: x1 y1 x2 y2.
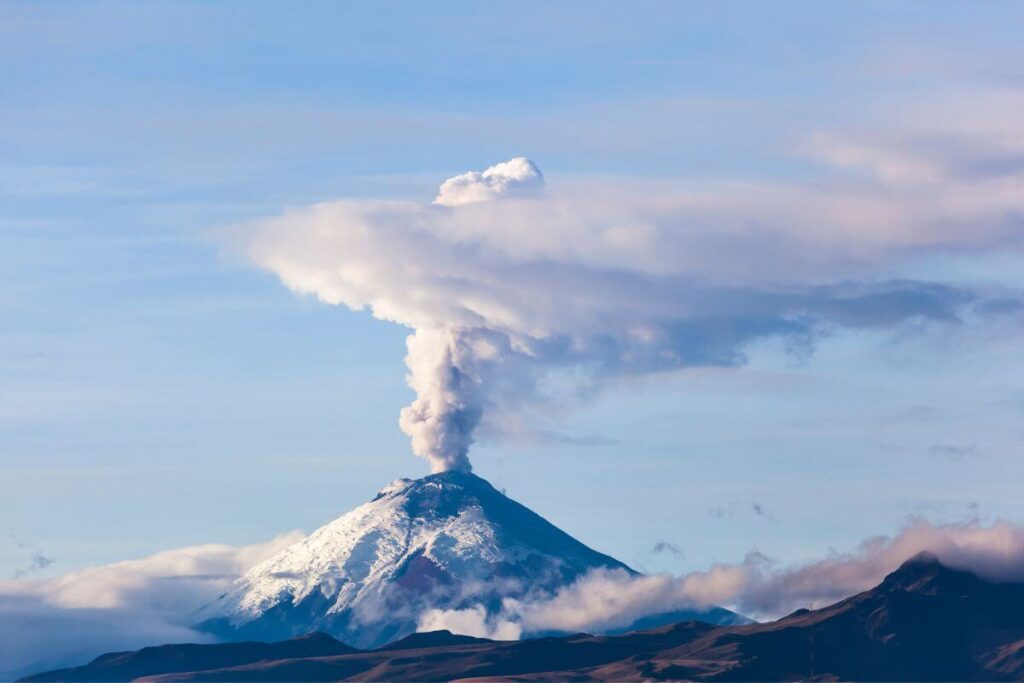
3 0 1024 598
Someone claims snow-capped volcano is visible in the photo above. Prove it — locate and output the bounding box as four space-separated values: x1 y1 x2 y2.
194 471 732 648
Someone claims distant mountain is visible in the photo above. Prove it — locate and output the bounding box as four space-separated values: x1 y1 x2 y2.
193 471 740 648
571 552 1024 681
26 553 1024 682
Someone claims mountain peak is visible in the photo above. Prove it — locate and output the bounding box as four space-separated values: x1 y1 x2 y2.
881 551 946 588
422 469 485 483
195 470 635 648
901 550 942 567
372 470 492 501
878 550 988 598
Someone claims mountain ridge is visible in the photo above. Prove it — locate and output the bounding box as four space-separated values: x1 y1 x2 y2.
26 553 1024 682
20 633 356 683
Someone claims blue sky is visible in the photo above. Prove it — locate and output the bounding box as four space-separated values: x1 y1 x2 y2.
3 1 1024 583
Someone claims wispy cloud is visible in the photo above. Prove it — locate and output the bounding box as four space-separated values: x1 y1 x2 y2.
650 540 685 559
6 535 56 580
709 500 775 521
928 442 981 461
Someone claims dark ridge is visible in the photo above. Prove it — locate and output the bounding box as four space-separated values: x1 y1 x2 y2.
376 629 494 651
20 632 357 682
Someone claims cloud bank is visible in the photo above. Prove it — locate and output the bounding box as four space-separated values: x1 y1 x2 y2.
0 532 302 676
417 518 1024 639
235 129 1024 471
7 519 1024 672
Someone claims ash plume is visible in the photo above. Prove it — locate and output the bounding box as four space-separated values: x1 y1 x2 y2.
398 329 486 473
235 148 1024 472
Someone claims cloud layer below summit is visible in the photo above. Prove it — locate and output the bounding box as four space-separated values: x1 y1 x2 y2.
7 519 1024 673
0 532 302 676
419 518 1024 639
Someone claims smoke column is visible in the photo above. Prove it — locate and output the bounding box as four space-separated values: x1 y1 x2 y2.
395 158 546 471
399 328 483 473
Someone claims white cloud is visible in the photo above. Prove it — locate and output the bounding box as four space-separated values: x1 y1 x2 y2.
505 564 747 634
434 156 544 207
733 517 1024 615
413 519 1024 640
40 532 303 611
417 604 522 641
0 532 303 676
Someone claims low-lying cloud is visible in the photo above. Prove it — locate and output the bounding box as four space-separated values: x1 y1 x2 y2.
0 532 302 676
417 518 1024 639
734 517 1024 615
8 519 1024 673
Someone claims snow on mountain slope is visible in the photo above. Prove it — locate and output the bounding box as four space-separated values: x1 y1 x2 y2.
194 471 636 648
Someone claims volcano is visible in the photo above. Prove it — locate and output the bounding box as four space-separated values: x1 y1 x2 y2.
193 471 739 648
